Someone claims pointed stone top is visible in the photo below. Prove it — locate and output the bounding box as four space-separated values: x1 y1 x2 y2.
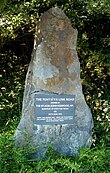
38 6 77 48
40 6 71 24
47 6 67 18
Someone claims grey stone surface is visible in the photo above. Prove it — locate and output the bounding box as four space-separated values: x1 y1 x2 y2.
14 7 93 158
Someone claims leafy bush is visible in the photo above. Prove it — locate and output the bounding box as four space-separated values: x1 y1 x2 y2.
0 131 110 173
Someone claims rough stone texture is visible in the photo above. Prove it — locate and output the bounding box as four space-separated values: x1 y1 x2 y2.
14 7 93 158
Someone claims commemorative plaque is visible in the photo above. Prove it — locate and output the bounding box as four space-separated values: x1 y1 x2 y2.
34 94 75 125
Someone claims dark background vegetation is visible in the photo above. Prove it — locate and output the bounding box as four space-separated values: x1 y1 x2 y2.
0 0 110 172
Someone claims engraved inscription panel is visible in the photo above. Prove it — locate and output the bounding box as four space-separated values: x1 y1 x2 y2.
34 94 75 125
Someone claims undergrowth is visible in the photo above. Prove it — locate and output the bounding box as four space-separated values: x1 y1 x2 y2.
0 129 110 173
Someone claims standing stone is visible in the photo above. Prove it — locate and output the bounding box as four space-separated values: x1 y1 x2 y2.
15 7 93 158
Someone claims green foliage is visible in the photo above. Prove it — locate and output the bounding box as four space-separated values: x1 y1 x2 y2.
0 51 28 131
0 131 110 173
0 0 110 172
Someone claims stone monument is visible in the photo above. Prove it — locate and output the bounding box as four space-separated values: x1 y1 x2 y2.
14 7 93 158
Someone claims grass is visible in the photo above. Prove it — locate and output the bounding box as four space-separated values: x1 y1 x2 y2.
0 125 110 173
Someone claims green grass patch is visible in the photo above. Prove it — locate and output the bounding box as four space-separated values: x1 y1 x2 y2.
0 130 110 173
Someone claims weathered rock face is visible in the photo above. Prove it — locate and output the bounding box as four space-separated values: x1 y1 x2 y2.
14 7 93 158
